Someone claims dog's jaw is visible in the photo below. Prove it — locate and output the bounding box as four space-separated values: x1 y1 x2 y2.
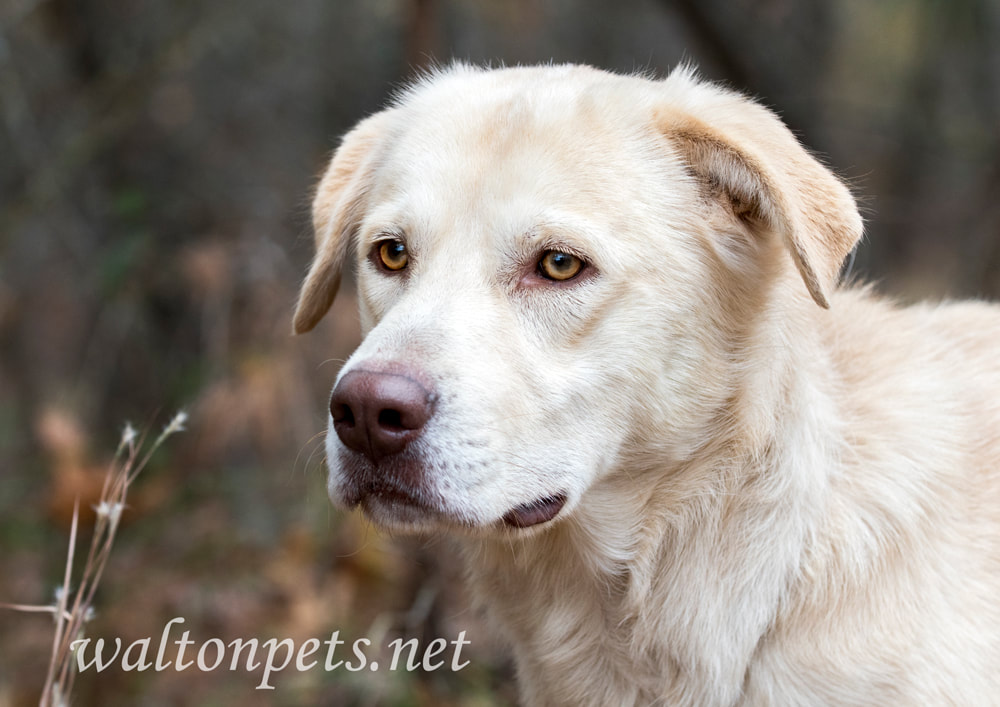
328 430 575 534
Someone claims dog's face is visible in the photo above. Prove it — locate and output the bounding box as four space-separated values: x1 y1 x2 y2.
294 64 862 535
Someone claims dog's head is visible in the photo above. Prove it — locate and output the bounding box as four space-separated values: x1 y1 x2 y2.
294 64 862 535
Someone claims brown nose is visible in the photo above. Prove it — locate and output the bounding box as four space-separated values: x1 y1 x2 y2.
329 369 434 462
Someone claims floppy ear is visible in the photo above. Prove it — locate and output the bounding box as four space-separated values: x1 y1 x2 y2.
293 110 394 334
660 98 862 308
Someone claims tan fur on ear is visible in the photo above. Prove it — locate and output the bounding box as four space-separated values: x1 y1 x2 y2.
293 110 395 334
659 91 862 308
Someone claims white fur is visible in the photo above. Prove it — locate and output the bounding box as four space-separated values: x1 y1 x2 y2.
294 64 1000 705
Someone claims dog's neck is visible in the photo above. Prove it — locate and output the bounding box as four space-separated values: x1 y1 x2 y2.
461 291 838 705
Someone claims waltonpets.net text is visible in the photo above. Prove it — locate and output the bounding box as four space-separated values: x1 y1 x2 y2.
70 617 471 689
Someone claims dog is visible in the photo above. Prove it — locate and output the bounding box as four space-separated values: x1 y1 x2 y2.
293 63 1000 705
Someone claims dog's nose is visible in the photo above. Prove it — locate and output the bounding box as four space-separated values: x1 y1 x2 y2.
329 369 434 462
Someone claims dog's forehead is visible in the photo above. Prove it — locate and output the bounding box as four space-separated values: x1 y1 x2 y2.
366 67 666 252
414 72 643 169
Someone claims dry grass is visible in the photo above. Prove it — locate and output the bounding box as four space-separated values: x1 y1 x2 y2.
0 413 187 707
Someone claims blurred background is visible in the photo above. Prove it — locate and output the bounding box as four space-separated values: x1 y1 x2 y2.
1 0 998 704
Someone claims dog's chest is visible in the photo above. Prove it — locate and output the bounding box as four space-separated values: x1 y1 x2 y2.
466 558 650 704
461 535 745 706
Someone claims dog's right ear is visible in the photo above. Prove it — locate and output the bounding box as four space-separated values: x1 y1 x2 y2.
293 110 394 334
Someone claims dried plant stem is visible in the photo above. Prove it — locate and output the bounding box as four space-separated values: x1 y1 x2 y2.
40 499 78 706
0 412 186 707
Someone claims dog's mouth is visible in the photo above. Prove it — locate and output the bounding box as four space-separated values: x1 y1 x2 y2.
359 483 425 510
337 451 568 531
354 485 569 531
350 481 454 529
502 492 568 528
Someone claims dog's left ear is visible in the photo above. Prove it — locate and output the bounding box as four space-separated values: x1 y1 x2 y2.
293 109 395 334
659 96 862 308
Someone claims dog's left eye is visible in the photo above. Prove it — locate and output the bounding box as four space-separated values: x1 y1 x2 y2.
538 251 584 281
376 240 409 271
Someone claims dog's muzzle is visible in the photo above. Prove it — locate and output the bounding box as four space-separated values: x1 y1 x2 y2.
329 363 567 529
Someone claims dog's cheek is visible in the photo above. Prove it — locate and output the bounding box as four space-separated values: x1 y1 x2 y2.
355 271 405 336
358 296 378 335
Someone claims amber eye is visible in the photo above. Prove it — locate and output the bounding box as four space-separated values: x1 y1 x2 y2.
538 250 584 281
377 240 408 271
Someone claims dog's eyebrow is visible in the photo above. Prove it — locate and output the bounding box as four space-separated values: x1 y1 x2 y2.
522 216 586 243
518 220 606 262
357 223 409 247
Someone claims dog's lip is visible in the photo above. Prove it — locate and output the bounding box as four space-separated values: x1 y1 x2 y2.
502 492 568 529
352 482 428 511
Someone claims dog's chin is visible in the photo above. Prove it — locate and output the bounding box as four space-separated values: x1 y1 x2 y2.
333 479 569 535
358 495 447 532
330 447 571 533
336 482 456 533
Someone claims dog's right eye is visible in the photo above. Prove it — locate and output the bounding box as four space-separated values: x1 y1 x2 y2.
376 240 409 272
537 250 584 281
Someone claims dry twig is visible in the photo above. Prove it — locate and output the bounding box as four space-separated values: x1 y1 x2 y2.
0 411 187 707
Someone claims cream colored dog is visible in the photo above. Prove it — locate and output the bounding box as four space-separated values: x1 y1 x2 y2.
293 64 1000 705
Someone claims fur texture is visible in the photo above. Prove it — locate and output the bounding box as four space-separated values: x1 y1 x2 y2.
295 64 1000 705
